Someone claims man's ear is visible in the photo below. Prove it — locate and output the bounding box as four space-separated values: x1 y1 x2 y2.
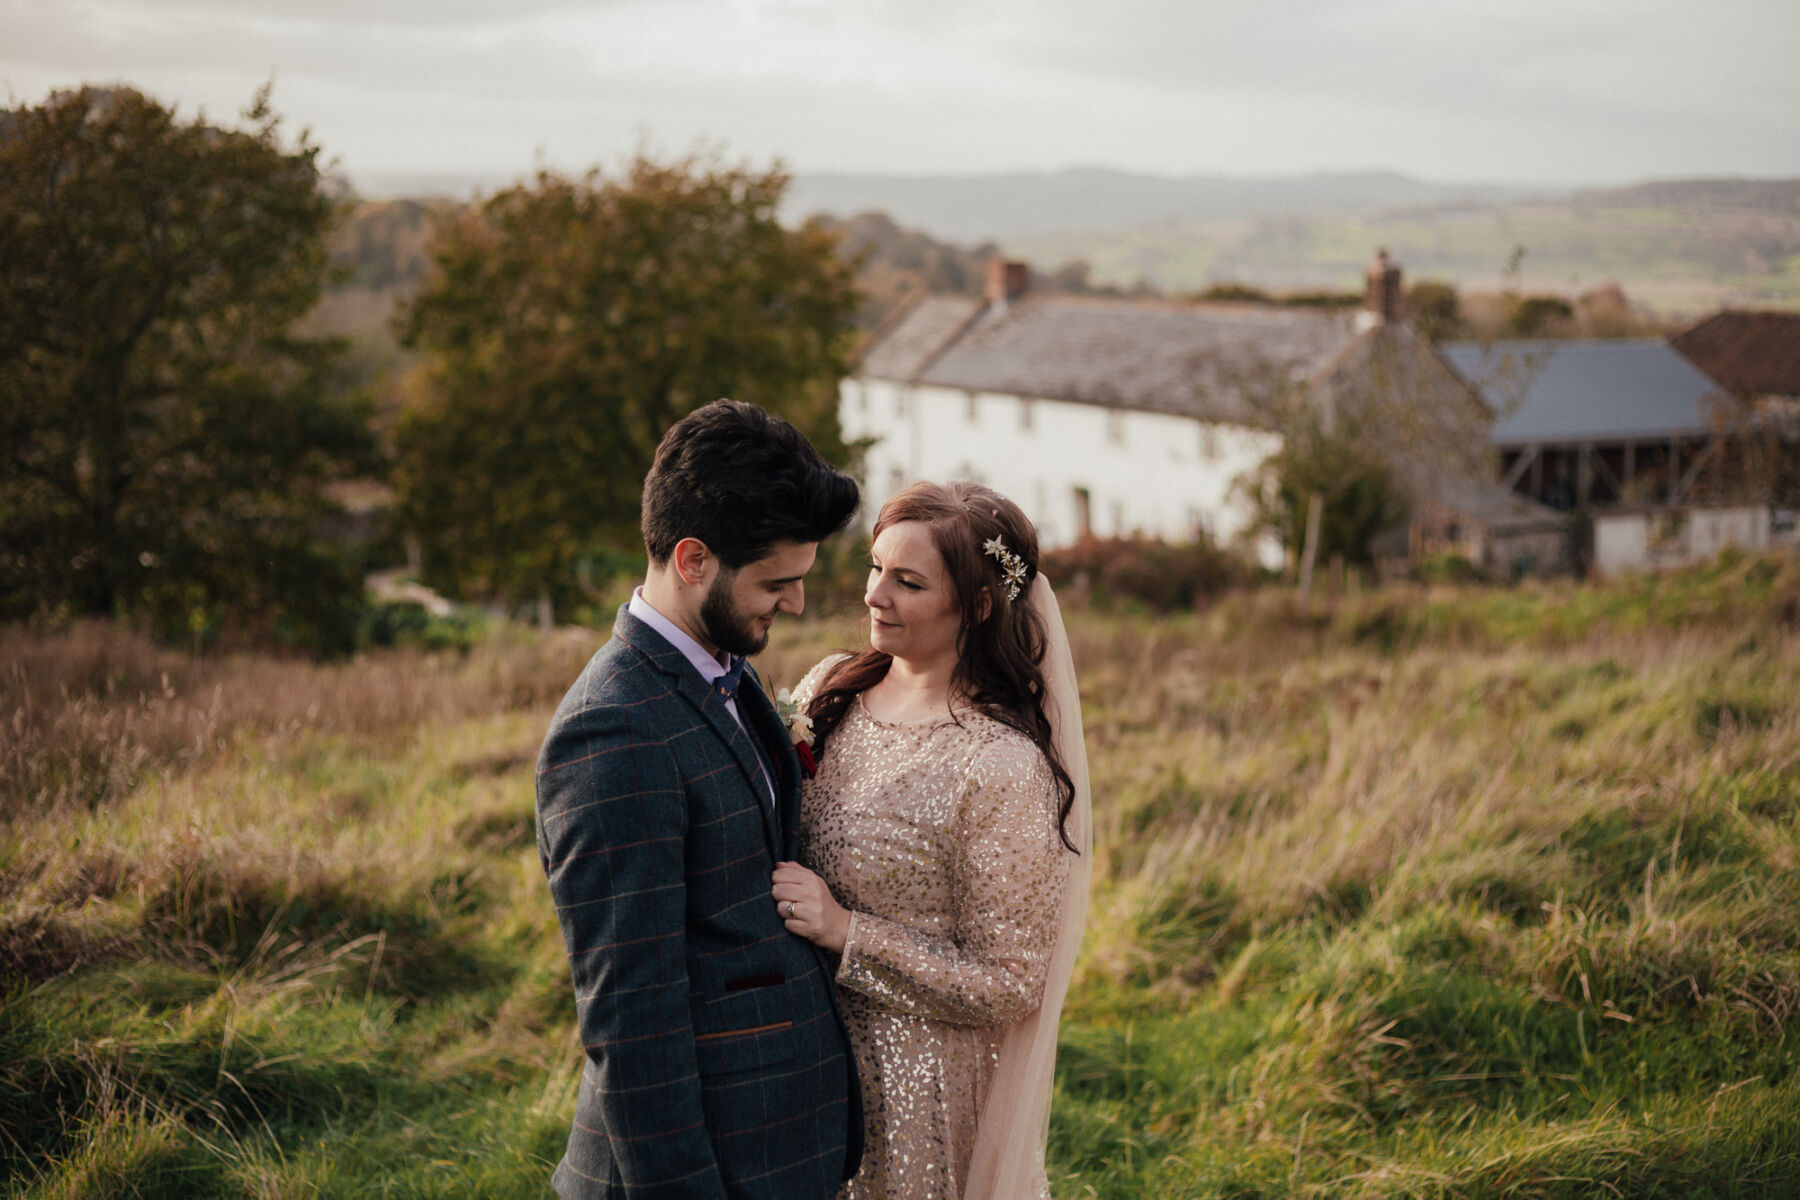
672 538 712 586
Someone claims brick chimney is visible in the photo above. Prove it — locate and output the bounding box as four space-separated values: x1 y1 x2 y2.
985 258 1029 307
1362 248 1403 325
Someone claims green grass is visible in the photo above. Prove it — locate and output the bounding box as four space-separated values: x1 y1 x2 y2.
1006 201 1800 315
4 552 1800 1196
1045 550 1800 1196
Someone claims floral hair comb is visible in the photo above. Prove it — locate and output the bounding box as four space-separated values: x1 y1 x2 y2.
982 536 1029 601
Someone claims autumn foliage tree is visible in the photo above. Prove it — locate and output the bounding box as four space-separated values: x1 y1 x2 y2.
0 86 374 651
394 155 858 616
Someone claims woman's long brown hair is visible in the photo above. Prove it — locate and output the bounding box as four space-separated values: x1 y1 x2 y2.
806 481 1079 852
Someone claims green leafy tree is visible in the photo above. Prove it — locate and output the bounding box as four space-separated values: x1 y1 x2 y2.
1508 294 1575 337
1406 279 1463 343
1250 411 1405 569
1236 324 1481 573
394 154 858 615
0 85 375 651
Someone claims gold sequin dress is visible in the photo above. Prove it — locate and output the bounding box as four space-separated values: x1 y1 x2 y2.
795 661 1071 1200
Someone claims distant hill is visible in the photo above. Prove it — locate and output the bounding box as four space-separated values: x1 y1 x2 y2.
347 168 526 200
782 167 1546 243
992 178 1800 318
350 165 1543 239
1574 177 1800 214
310 200 1005 391
333 168 1800 336
775 170 1800 319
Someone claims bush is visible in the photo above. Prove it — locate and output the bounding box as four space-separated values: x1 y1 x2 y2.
357 600 490 651
1042 536 1248 611
1417 550 1483 584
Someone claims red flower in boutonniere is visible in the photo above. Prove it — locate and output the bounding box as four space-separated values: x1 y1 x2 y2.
776 687 818 779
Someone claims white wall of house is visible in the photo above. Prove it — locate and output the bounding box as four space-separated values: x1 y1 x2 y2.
841 377 1284 568
1688 507 1771 559
1593 506 1772 575
1591 515 1648 575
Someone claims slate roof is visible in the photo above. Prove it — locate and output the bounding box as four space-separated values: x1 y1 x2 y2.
1439 339 1732 447
858 296 985 382
856 294 1358 426
1668 310 1800 399
1430 477 1571 533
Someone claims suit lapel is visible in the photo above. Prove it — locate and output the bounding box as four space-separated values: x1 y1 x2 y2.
706 691 784 859
739 666 804 862
615 609 783 858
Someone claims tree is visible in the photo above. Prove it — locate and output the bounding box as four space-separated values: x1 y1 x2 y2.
0 85 375 650
1238 324 1486 576
394 154 859 615
1507 294 1575 337
1248 407 1406 572
1406 280 1463 343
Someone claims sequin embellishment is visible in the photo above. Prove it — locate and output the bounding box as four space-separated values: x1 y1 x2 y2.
794 659 1071 1199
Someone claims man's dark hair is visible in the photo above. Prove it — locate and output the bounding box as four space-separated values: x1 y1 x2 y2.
642 400 860 567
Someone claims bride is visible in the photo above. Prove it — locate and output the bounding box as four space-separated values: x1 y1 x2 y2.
770 481 1091 1199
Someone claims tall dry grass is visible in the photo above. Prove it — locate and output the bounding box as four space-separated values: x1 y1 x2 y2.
1 618 585 1192
1043 552 1800 1196
3 550 1799 1197
1 621 601 818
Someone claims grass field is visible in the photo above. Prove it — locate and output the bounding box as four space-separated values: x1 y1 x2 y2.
5 551 1800 1197
1006 201 1800 317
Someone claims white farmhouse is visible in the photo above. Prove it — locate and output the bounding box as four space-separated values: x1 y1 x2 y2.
839 255 1458 569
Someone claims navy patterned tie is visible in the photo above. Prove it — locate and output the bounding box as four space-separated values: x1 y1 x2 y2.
715 655 747 705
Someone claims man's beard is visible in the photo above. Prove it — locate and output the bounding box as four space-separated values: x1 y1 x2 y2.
699 569 768 656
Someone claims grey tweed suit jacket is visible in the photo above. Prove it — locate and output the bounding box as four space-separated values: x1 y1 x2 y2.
535 606 862 1199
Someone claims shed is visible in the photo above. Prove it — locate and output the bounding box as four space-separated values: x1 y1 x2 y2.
1440 339 1739 511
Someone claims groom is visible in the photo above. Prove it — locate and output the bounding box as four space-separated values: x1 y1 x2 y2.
535 400 863 1198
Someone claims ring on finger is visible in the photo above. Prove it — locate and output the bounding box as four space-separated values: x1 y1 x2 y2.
783 900 795 919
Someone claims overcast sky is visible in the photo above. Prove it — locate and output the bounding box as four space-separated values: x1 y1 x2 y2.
4 0 1797 191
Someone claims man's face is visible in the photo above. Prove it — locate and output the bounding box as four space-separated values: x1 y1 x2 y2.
698 539 818 656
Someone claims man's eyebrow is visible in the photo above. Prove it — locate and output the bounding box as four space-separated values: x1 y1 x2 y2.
765 573 807 585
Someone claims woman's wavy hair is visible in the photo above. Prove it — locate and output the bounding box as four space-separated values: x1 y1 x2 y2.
805 481 1078 852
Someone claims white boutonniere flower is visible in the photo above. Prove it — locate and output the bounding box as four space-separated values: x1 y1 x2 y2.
775 686 818 777
775 687 814 743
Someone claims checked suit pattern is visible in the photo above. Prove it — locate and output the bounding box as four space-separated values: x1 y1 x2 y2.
535 607 863 1198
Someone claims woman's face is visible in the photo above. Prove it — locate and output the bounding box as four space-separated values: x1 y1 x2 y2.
865 520 964 669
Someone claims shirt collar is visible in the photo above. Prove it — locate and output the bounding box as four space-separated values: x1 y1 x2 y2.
629 587 734 684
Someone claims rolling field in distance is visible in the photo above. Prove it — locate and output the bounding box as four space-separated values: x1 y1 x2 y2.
1006 200 1800 316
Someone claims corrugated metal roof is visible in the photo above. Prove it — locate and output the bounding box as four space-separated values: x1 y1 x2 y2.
858 294 1356 426
1440 339 1730 446
1668 310 1800 398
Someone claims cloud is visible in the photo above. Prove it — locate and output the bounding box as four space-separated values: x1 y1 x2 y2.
21 0 652 36
978 0 1799 118
1 0 1795 183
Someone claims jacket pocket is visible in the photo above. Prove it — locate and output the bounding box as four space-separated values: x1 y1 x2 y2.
692 1019 796 1076
723 971 785 992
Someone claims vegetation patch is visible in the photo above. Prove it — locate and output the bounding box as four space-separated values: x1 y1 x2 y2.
4 553 1799 1195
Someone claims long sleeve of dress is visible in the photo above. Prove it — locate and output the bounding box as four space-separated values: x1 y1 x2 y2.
836 735 1070 1027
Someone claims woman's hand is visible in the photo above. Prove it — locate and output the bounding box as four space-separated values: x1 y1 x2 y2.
772 861 850 954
